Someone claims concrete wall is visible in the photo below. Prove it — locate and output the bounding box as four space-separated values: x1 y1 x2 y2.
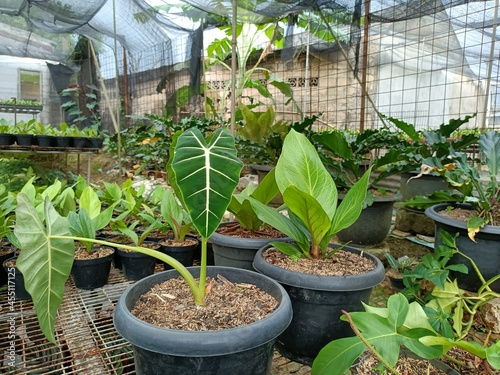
0 55 64 126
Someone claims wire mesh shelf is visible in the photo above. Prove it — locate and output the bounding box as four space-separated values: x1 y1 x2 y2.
0 266 311 374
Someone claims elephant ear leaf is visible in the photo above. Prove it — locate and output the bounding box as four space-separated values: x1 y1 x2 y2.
171 128 243 239
15 194 75 344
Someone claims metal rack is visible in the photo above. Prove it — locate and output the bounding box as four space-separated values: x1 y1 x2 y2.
0 267 312 375
0 145 100 183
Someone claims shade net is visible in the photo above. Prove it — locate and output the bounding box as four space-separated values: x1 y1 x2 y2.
0 0 497 132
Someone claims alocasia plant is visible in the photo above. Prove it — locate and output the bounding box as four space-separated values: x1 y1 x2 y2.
14 127 243 344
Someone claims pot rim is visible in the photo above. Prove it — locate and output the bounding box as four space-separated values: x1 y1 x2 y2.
252 243 385 291
113 265 292 356
425 203 500 235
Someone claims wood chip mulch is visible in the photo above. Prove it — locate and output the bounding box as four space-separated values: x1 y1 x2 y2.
132 274 279 331
262 247 377 276
217 222 286 239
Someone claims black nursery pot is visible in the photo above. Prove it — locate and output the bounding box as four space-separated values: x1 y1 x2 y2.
0 133 15 146
15 134 34 146
117 247 157 281
0 247 15 286
209 222 289 271
158 237 198 270
2 257 31 300
71 248 114 290
35 135 55 147
337 192 401 246
425 203 500 293
253 244 385 365
113 266 293 375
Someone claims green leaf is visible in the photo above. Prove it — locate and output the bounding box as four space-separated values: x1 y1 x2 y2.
79 186 101 219
282 186 330 254
15 194 74 344
276 129 337 220
171 128 243 239
311 336 366 375
247 197 310 251
387 293 409 328
330 168 371 234
486 341 500 369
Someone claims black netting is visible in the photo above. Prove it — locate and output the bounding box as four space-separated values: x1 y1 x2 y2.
0 0 497 131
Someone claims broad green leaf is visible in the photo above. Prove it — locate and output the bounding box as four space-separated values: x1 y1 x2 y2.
311 336 366 375
171 128 243 239
330 168 371 234
478 130 500 180
79 187 101 219
247 197 310 251
276 129 337 220
401 328 444 359
282 186 330 254
486 341 500 369
93 204 115 232
228 168 278 230
15 194 74 344
387 293 409 328
270 241 304 259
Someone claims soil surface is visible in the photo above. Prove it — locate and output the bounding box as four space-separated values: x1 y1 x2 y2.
262 247 377 276
74 246 114 260
132 274 278 330
216 222 286 238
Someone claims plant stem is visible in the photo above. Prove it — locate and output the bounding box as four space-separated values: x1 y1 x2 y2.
51 235 204 305
342 310 401 375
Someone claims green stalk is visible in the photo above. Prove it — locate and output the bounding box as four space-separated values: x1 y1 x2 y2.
342 310 401 375
51 235 204 305
199 238 208 300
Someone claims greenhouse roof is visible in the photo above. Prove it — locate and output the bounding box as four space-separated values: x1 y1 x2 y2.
0 0 497 81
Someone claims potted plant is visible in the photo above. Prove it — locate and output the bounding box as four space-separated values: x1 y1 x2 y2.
155 187 198 270
423 130 500 293
386 114 477 235
14 127 293 375
384 253 415 291
312 127 404 246
67 186 116 289
112 216 160 281
249 129 385 365
312 230 500 375
209 167 290 270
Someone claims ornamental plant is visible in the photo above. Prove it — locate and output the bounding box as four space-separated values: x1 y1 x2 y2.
410 130 500 240
248 129 371 259
312 230 500 375
14 127 243 344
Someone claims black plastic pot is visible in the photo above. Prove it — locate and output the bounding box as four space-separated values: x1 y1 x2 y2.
113 266 293 375
35 135 55 147
158 237 197 270
54 136 73 148
253 244 385 365
210 222 289 271
117 246 158 281
2 257 31 300
399 172 449 201
15 134 34 146
72 136 90 148
71 248 114 290
337 192 401 246
425 203 500 292
87 137 104 149
0 247 15 286
0 133 15 146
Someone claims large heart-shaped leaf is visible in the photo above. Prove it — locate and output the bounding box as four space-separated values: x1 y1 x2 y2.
15 194 74 344
171 128 243 239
